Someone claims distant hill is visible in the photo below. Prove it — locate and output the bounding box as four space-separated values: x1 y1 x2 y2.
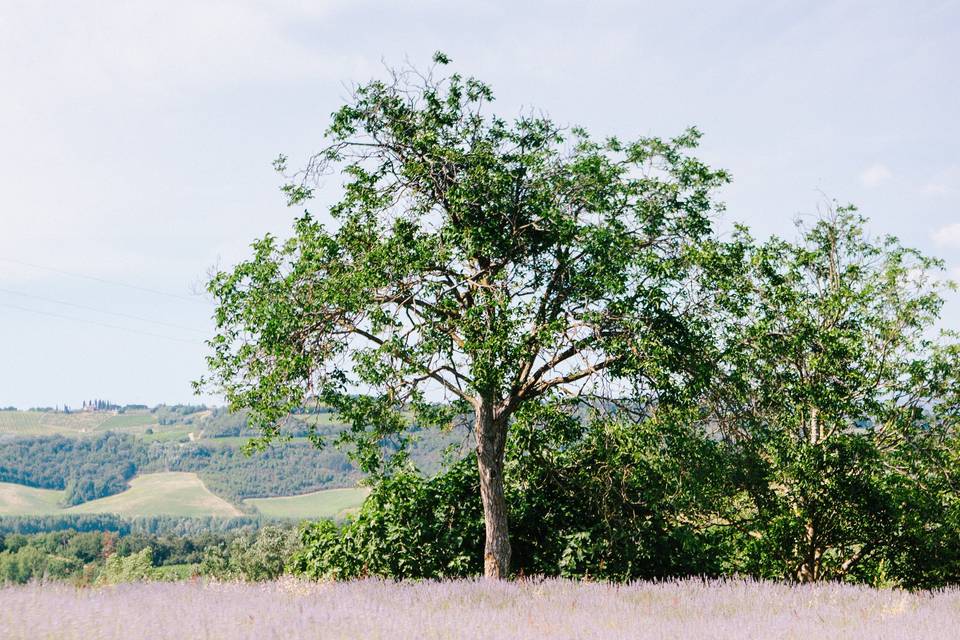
67 472 242 518
0 405 467 523
0 473 368 520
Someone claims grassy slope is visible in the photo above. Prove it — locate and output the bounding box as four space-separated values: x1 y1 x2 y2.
96 413 159 432
67 472 243 517
245 487 370 520
0 410 159 437
0 482 65 515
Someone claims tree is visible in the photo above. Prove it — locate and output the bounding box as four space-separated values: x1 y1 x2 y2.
709 207 960 582
199 54 730 578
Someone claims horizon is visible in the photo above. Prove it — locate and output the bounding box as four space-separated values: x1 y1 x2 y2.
4 1 960 407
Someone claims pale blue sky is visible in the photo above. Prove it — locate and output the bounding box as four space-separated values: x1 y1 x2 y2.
2 0 959 407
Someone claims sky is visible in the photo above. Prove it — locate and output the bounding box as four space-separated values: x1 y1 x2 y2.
2 0 959 408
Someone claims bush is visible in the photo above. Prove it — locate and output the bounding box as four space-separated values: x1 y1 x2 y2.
292 405 732 581
200 526 300 581
98 548 158 584
292 459 483 580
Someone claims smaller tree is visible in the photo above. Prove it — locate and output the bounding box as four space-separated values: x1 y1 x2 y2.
709 207 960 582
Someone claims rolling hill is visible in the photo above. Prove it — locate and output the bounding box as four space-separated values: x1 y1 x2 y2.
0 473 369 520
0 482 64 516
66 473 243 517
0 473 241 518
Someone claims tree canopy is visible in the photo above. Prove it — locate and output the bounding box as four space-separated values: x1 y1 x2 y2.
199 53 733 577
705 208 960 582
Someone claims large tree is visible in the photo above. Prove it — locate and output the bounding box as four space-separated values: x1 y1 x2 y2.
199 54 729 578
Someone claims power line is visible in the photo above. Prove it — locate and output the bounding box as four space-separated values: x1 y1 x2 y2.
0 258 210 304
0 286 208 334
0 302 204 344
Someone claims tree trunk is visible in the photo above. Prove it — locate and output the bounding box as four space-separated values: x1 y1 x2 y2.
797 519 821 583
475 399 511 579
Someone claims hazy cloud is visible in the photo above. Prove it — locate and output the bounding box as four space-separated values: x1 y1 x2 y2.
932 223 960 249
921 166 960 196
859 163 892 188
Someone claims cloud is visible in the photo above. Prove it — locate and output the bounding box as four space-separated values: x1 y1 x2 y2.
932 223 960 249
859 163 892 187
921 165 960 197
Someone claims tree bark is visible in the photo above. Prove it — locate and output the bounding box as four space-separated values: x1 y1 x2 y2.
475 399 511 579
797 519 821 583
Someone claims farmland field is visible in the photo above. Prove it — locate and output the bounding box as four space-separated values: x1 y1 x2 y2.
0 482 64 515
95 412 158 432
245 487 369 520
0 410 159 437
0 473 244 518
67 472 243 517
2 577 959 639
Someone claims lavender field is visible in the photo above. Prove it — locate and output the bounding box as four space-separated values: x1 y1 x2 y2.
3 577 959 639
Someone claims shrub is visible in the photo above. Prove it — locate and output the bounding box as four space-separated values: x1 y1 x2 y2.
200 526 300 581
98 548 158 584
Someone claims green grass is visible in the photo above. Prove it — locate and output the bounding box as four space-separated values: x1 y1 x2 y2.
245 487 369 520
67 472 243 518
139 425 195 443
0 411 64 435
1 473 244 518
154 564 199 580
96 413 158 432
0 410 160 436
0 482 66 515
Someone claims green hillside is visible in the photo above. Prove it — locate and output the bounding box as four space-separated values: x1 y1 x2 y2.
0 410 159 437
0 482 65 516
245 487 369 520
67 473 243 518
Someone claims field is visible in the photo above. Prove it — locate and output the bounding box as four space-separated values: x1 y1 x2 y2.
0 410 159 437
245 487 370 520
0 482 64 516
0 473 243 518
67 473 243 517
2 577 959 639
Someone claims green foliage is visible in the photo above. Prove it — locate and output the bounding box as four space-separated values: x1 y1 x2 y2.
702 208 960 584
289 208 960 588
0 544 59 583
0 530 108 584
0 528 247 584
199 55 730 464
0 433 138 505
199 526 300 581
291 407 732 581
140 441 359 505
200 51 733 578
292 459 483 580
98 548 158 584
0 514 264 537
